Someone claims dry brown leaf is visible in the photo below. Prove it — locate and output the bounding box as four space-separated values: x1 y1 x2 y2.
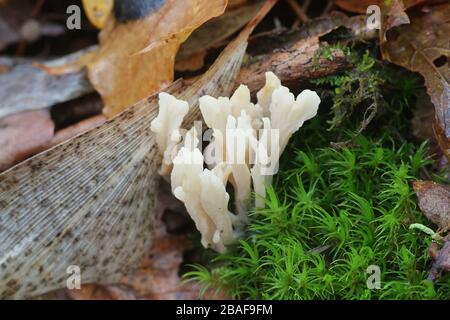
384 3 450 157
413 180 450 229
335 0 425 14
87 0 227 118
379 0 411 59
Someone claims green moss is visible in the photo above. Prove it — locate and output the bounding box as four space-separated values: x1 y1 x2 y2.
185 131 450 299
184 46 450 300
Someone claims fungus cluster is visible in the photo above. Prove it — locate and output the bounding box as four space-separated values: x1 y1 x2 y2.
151 72 320 252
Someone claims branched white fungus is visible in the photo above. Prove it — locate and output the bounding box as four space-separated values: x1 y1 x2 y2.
256 71 281 116
151 72 320 251
150 92 189 174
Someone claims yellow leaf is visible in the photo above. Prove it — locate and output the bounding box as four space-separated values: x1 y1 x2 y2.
82 0 113 29
88 0 228 118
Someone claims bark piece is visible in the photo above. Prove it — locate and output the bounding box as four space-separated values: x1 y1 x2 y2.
237 41 350 94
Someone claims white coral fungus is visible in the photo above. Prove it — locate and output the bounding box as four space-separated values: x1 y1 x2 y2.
150 72 320 252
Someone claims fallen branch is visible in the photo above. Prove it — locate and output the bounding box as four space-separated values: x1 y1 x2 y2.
237 42 350 94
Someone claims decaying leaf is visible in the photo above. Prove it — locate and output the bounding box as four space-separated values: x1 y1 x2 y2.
82 0 114 29
0 0 275 299
413 180 450 229
87 0 227 118
384 3 450 156
0 55 93 119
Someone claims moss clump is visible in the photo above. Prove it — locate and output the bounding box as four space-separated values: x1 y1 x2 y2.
312 44 421 137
